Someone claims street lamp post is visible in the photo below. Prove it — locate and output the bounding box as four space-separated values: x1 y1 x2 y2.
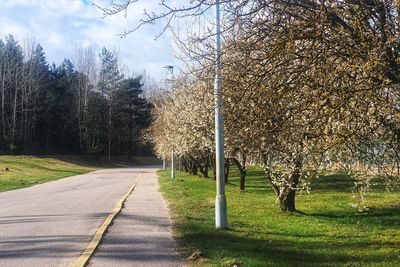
164 65 175 179
214 0 228 229
171 151 175 178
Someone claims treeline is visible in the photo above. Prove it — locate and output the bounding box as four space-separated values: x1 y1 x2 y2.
0 35 152 157
148 0 400 212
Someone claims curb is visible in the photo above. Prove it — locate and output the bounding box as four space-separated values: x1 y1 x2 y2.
72 172 142 267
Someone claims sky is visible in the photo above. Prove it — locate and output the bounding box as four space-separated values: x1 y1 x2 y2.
0 0 177 81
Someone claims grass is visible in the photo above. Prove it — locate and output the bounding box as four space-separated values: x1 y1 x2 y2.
158 167 400 266
0 155 97 192
0 155 161 192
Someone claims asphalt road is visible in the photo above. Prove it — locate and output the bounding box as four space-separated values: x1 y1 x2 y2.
0 167 161 267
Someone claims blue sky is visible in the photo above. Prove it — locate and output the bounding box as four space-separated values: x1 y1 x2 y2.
0 0 176 81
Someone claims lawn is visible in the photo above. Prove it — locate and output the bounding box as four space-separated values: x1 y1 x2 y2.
0 155 96 192
158 167 400 266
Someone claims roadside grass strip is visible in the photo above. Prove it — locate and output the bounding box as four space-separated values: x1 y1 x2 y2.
73 172 142 267
158 167 400 266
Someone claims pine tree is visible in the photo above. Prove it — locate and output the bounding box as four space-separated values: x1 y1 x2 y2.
97 48 123 160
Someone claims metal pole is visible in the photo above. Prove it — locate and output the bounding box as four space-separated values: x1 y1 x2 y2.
171 151 175 179
214 0 228 229
164 65 175 179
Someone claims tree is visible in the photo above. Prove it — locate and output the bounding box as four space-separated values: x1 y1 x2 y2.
73 46 98 154
22 43 49 151
97 47 123 160
113 76 152 158
0 35 24 154
145 0 400 212
40 60 79 153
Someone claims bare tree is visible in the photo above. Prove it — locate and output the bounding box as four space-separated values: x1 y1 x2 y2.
73 46 98 153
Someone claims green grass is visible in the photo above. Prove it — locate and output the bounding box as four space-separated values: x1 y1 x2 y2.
0 155 96 192
158 167 400 266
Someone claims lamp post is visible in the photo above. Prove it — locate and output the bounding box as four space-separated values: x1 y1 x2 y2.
171 151 175 179
214 0 228 229
164 65 175 179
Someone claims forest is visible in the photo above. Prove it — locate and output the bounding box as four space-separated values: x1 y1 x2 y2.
0 35 152 158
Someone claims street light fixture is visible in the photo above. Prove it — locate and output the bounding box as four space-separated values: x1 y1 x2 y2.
214 0 228 229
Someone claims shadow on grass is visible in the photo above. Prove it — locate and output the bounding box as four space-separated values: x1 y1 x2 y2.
227 168 273 193
308 173 354 192
313 173 399 193
306 206 400 229
179 227 400 266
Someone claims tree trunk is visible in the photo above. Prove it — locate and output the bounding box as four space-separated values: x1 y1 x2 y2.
188 158 198 175
263 166 279 195
262 153 302 212
182 156 189 172
213 160 216 181
78 117 83 154
240 172 246 191
191 162 198 175
198 160 209 178
278 159 302 212
224 159 230 183
127 100 133 160
108 138 111 161
1 68 5 149
188 159 193 175
108 103 112 161
11 67 19 154
232 155 247 191
279 189 296 212
204 162 209 178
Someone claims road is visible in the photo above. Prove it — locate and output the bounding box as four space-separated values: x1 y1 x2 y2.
0 166 180 267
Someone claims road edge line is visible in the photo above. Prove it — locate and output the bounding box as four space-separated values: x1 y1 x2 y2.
72 172 143 267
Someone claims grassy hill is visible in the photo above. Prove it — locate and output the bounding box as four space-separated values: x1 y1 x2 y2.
0 156 96 192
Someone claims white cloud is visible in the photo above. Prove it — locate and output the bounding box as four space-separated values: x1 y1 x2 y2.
4 0 37 8
48 33 64 46
0 0 177 81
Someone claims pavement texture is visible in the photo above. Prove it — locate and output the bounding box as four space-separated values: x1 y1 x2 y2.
89 169 183 267
0 166 182 267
